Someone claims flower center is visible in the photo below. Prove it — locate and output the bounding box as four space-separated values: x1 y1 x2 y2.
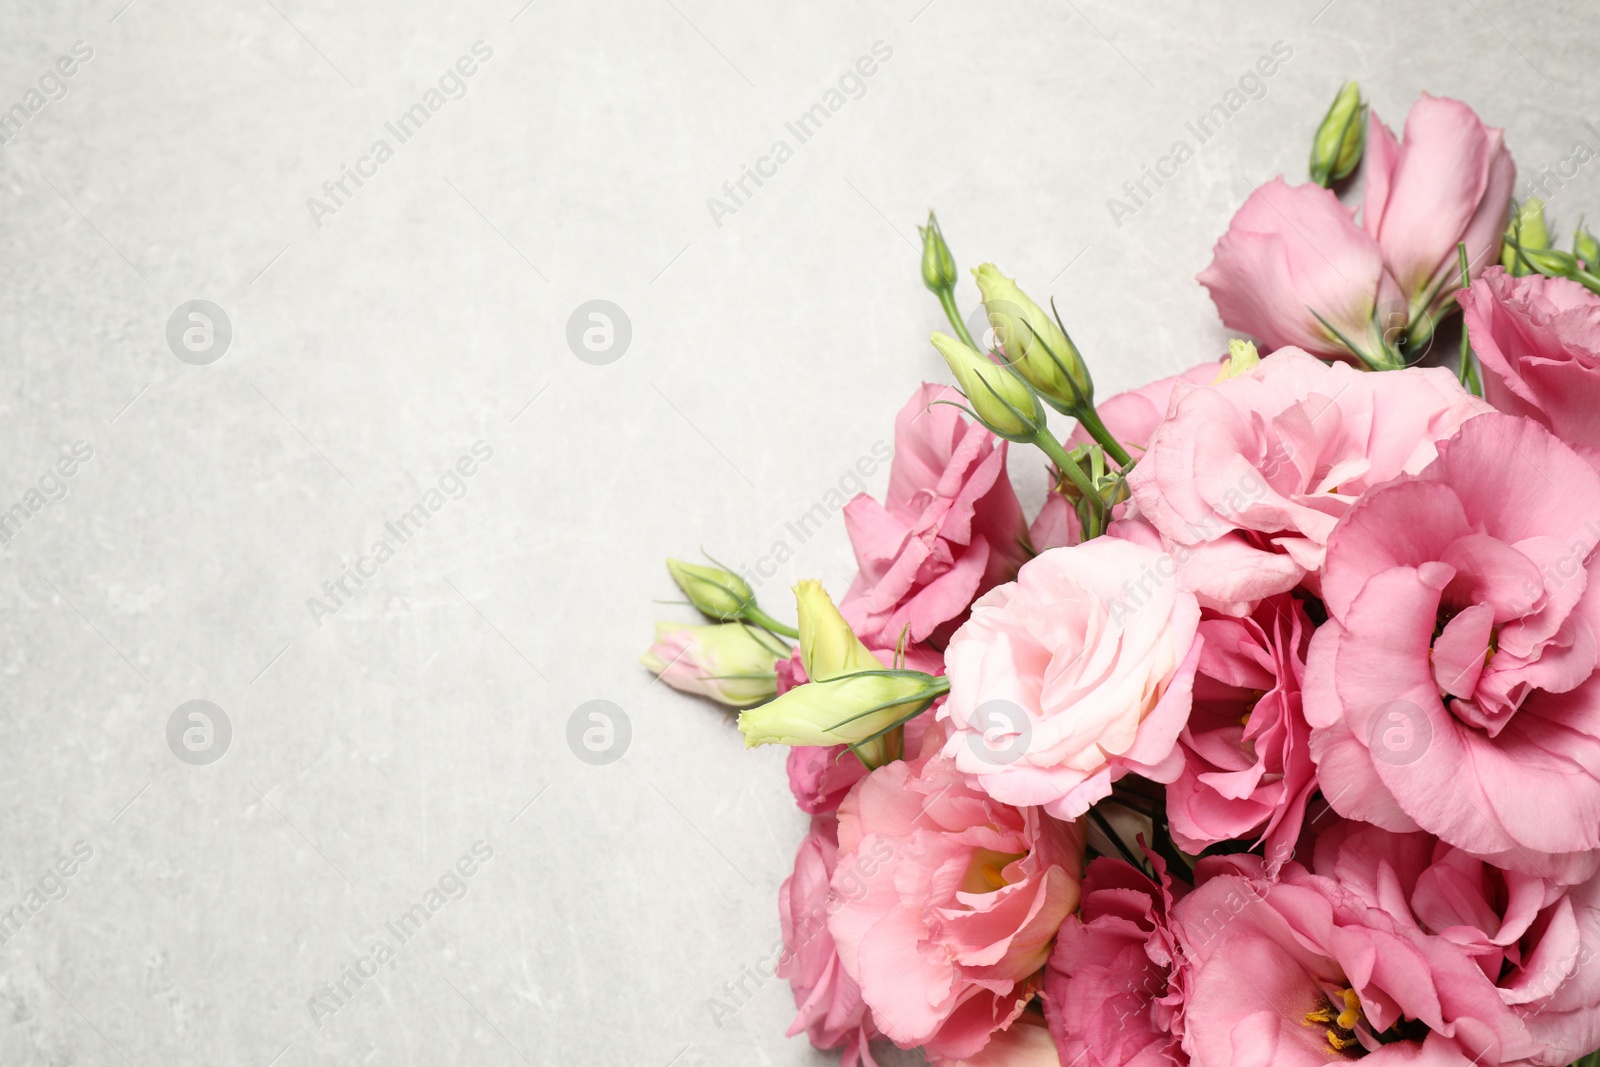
1304 987 1364 1056
961 848 1027 894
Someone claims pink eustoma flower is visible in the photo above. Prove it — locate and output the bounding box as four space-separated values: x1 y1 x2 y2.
829 750 1086 1061
1042 853 1189 1067
1198 178 1404 365
1167 594 1317 865
1314 819 1600 1066
1461 265 1600 451
842 383 1029 648
940 537 1202 820
778 815 882 1067
1364 94 1516 324
1126 349 1489 613
1306 412 1600 882
1175 854 1538 1066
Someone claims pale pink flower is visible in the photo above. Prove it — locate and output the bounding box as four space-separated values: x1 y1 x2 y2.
1461 266 1600 450
829 752 1086 1060
1198 178 1403 365
940 537 1201 820
1126 349 1489 613
1364 94 1516 323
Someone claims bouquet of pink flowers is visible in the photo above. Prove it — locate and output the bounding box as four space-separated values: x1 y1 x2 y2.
643 83 1600 1067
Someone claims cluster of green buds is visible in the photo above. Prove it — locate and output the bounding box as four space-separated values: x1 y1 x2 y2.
1309 81 1367 187
738 580 945 766
916 215 1135 540
1499 199 1600 295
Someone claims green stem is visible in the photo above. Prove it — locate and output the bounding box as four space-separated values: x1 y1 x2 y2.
744 607 799 639
1074 404 1132 468
1030 429 1106 536
938 289 981 351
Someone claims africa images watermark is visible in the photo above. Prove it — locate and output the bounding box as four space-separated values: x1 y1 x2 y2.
0 440 95 547
0 840 94 945
0 40 93 146
305 840 495 1028
735 438 890 592
306 441 494 627
706 40 895 228
306 40 495 229
1107 39 1294 228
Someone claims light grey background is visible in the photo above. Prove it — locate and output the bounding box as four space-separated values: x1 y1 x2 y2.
0 0 1592 1063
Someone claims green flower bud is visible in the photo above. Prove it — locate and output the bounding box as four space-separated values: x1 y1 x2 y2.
1223 339 1261 379
794 579 878 681
665 559 754 621
917 211 958 295
1575 222 1599 269
930 331 1046 443
972 264 1093 413
1309 81 1366 187
737 669 944 749
1502 199 1550 276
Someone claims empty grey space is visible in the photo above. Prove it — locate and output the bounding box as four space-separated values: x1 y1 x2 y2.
0 0 1591 1063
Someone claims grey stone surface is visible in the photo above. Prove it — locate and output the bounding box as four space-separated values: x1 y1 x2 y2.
0 0 1592 1063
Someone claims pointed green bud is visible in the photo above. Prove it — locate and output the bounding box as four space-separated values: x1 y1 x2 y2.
1309 81 1366 187
665 559 754 621
917 211 959 295
972 264 1093 413
1575 221 1599 269
1502 199 1550 275
930 331 1046 442
794 580 879 681
640 622 784 708
737 669 944 749
1223 339 1261 379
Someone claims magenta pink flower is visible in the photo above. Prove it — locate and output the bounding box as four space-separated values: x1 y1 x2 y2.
1174 854 1538 1066
1126 349 1489 613
1313 819 1600 1065
929 1010 1060 1066
1167 595 1316 864
1461 266 1600 450
1306 411 1600 882
842 383 1029 648
829 751 1086 1060
1198 178 1403 365
1364 94 1515 324
778 815 881 1066
1042 853 1189 1067
940 537 1202 820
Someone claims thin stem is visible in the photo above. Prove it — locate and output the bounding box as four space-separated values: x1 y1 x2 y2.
1074 404 1132 468
1030 429 1106 538
744 607 799 639
938 289 980 352
1455 243 1482 397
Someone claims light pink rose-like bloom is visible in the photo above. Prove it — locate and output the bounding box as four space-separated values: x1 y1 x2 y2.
842 383 1029 648
779 644 944 815
1305 412 1600 882
1198 178 1404 364
940 537 1202 820
1042 853 1189 1067
1364 94 1516 322
1314 820 1600 1066
1031 360 1226 553
1461 266 1600 450
829 751 1086 1060
1166 595 1316 864
1175 854 1539 1067
1126 349 1490 613
779 815 881 1067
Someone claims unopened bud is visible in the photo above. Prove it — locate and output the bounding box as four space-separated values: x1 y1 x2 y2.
918 211 959 295
972 264 1093 413
666 559 754 621
1575 222 1599 270
737 670 944 749
640 622 785 708
930 331 1046 443
1309 81 1366 186
1502 199 1550 276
